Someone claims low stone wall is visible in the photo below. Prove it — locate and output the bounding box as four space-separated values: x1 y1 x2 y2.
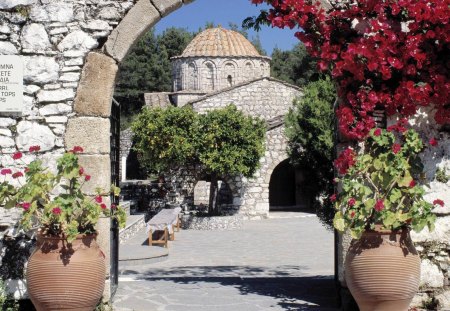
181 214 243 230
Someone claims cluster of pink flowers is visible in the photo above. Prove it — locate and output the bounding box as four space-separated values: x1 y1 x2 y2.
251 0 449 140
334 148 356 175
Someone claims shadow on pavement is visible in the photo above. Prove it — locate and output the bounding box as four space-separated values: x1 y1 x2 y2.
120 265 339 310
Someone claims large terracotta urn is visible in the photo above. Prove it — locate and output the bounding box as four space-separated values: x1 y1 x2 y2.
26 233 106 311
345 228 420 311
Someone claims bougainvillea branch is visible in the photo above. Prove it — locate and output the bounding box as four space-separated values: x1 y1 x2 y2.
250 0 449 140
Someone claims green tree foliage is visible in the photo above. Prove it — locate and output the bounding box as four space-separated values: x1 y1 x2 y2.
131 105 266 214
115 27 194 129
285 77 336 227
131 106 198 174
271 43 319 87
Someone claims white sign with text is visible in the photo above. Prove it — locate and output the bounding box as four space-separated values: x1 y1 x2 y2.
0 55 23 113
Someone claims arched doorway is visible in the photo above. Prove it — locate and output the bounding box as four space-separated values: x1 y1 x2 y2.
269 159 296 209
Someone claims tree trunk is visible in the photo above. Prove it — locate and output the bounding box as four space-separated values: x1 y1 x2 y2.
208 173 219 215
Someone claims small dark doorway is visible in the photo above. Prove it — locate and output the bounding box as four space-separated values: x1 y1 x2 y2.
269 159 296 209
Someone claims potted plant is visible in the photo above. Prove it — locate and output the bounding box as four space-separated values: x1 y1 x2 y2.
332 124 443 311
0 145 126 311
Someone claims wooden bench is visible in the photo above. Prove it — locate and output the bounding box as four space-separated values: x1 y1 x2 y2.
146 207 182 247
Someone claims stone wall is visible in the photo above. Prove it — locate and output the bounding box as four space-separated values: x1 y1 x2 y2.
188 78 302 219
171 56 271 93
0 0 194 301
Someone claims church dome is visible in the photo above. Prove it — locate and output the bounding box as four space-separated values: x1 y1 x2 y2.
180 27 261 57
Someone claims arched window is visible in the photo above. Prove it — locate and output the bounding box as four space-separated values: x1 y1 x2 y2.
245 62 253 80
227 75 233 87
205 62 215 91
224 62 236 87
187 63 197 90
260 63 265 77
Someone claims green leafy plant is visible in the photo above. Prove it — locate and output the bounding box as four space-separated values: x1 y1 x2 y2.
435 168 449 184
132 104 266 215
0 146 126 242
332 126 443 239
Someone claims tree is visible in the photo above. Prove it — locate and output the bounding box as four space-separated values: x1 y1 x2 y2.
271 43 319 87
131 105 266 214
285 77 336 227
115 27 194 129
196 105 266 215
131 106 198 174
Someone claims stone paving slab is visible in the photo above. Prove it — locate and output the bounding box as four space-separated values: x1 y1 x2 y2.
113 213 339 311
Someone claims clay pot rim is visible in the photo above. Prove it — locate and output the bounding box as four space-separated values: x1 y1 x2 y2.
364 225 410 235
36 230 98 240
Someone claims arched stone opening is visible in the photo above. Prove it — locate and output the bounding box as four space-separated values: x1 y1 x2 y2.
269 159 296 209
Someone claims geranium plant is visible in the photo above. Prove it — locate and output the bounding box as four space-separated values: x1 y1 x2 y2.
0 146 126 242
332 126 442 238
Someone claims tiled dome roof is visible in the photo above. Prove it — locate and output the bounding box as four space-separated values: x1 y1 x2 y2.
180 27 261 57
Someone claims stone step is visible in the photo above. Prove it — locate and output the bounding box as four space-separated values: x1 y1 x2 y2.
119 213 146 244
118 244 168 270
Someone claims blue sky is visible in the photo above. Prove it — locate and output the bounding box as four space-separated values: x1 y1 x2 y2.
154 0 299 56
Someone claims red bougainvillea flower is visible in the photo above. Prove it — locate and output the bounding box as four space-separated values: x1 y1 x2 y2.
373 128 382 137
12 172 23 179
79 167 84 175
29 145 41 153
1 168 12 175
409 180 416 188
433 199 445 207
374 199 385 212
334 148 356 175
330 194 337 202
100 203 107 210
348 198 356 207
429 138 438 147
22 202 31 210
85 175 91 181
52 207 62 215
70 146 84 153
95 196 102 203
392 143 402 154
12 152 22 160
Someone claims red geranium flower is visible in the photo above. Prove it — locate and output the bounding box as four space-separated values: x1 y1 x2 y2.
433 199 444 207
52 207 62 215
79 167 84 175
95 196 102 203
12 152 22 160
334 148 356 175
374 200 385 212
1 168 12 175
392 143 402 154
348 198 356 206
29 145 41 153
373 128 382 136
12 172 23 179
429 138 438 147
409 180 416 188
22 202 31 210
70 146 84 153
330 194 337 202
100 203 107 210
350 211 356 218
85 175 91 181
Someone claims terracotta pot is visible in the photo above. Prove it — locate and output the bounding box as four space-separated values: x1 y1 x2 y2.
345 228 420 311
27 233 106 311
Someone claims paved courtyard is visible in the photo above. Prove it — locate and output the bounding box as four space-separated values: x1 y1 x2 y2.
113 212 339 311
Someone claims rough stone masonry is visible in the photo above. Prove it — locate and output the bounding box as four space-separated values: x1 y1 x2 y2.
0 0 448 308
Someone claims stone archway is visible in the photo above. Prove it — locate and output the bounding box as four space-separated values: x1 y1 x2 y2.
269 159 296 209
